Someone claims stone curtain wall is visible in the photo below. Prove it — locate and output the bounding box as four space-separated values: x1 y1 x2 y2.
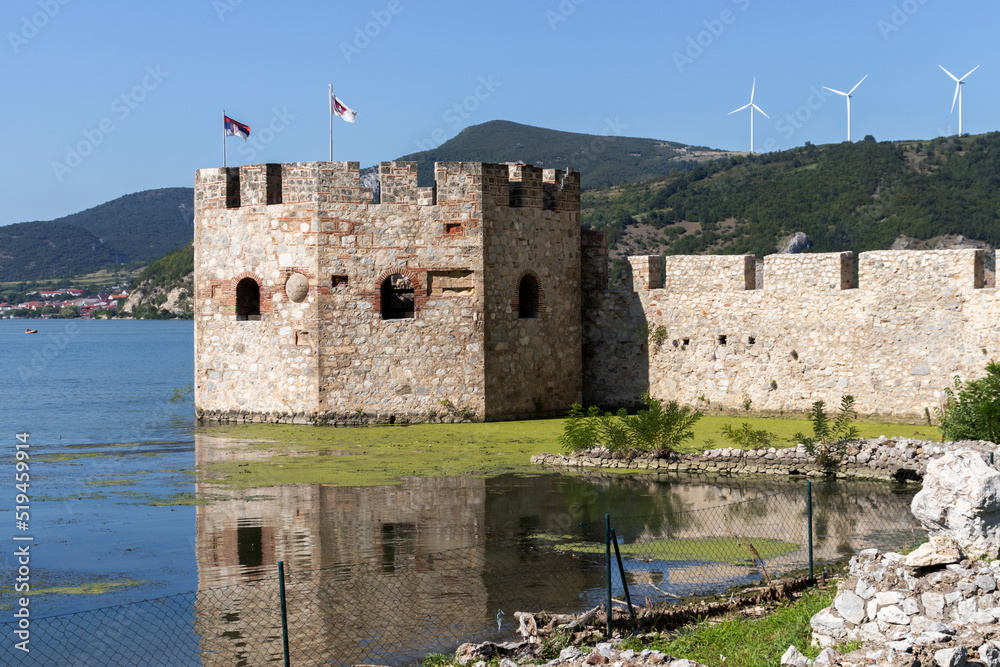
583 249 1000 420
483 164 584 420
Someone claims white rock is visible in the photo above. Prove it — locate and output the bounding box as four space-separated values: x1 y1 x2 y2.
877 605 910 625
812 648 840 667
877 591 904 606
906 535 964 568
811 609 846 638
912 449 1000 559
835 591 867 625
934 645 968 667
980 642 1000 667
780 645 813 667
856 577 877 600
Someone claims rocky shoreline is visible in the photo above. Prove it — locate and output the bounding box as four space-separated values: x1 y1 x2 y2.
531 438 1000 482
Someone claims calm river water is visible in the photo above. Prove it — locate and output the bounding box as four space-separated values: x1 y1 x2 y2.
0 319 923 665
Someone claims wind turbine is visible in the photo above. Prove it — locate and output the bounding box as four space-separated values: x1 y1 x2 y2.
728 78 769 153
823 75 867 142
939 64 979 136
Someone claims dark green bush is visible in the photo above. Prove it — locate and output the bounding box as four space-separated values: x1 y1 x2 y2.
558 393 701 455
936 361 1000 442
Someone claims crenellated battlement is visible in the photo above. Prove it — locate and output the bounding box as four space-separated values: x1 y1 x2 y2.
626 249 987 293
194 160 580 213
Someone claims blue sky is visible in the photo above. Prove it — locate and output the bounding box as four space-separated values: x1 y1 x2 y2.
4 0 999 226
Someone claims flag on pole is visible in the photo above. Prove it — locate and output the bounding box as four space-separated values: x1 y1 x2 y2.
224 115 251 139
331 94 357 123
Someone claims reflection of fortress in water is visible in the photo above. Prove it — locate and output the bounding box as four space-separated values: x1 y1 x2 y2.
192 434 924 664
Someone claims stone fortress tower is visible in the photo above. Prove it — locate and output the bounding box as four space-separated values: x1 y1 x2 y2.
194 161 584 424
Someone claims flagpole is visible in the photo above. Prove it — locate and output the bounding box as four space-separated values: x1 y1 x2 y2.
223 109 227 168
329 84 334 162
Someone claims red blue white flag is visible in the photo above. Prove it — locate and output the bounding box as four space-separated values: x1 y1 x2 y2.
224 115 250 140
331 94 357 123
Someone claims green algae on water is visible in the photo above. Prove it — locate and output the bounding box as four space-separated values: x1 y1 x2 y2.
533 533 800 564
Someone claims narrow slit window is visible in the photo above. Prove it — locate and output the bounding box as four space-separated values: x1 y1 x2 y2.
518 275 539 319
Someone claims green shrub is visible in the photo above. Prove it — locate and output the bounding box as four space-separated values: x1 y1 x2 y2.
558 394 701 455
794 395 859 469
936 361 1000 442
721 422 778 448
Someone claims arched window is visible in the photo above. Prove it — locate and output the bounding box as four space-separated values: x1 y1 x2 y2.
380 273 414 319
518 274 539 319
235 278 260 320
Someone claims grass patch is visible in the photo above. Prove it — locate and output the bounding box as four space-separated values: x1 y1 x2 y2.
200 413 939 488
628 586 836 666
200 420 565 488
534 534 799 564
85 478 136 487
683 414 937 451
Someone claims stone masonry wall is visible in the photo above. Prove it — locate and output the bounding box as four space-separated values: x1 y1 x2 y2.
194 165 323 420
195 160 583 424
583 249 1000 420
483 165 583 420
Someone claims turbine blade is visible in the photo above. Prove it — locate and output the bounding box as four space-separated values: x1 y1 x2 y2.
750 78 756 102
849 74 868 95
752 104 769 119
961 65 980 80
824 86 848 97
729 103 752 115
939 65 959 82
951 82 960 113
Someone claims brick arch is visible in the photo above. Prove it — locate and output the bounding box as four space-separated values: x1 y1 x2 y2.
229 272 273 317
512 269 545 318
373 268 425 320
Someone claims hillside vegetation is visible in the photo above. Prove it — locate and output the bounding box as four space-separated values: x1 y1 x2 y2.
583 133 1000 259
0 187 193 281
395 120 730 189
120 242 193 319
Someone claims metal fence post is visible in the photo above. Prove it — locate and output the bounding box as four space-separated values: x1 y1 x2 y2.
807 481 814 580
610 528 635 622
278 561 291 667
606 514 612 638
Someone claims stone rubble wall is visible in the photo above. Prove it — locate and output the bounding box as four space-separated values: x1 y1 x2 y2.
582 249 1000 421
532 438 999 482
809 549 1000 666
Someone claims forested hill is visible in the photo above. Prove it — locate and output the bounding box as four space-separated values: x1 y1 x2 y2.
394 120 732 189
0 187 193 282
584 133 1000 259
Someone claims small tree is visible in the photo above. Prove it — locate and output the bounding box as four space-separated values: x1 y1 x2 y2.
936 361 1000 442
795 395 859 470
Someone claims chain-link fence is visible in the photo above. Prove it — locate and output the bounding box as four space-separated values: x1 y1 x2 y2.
1 478 924 666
